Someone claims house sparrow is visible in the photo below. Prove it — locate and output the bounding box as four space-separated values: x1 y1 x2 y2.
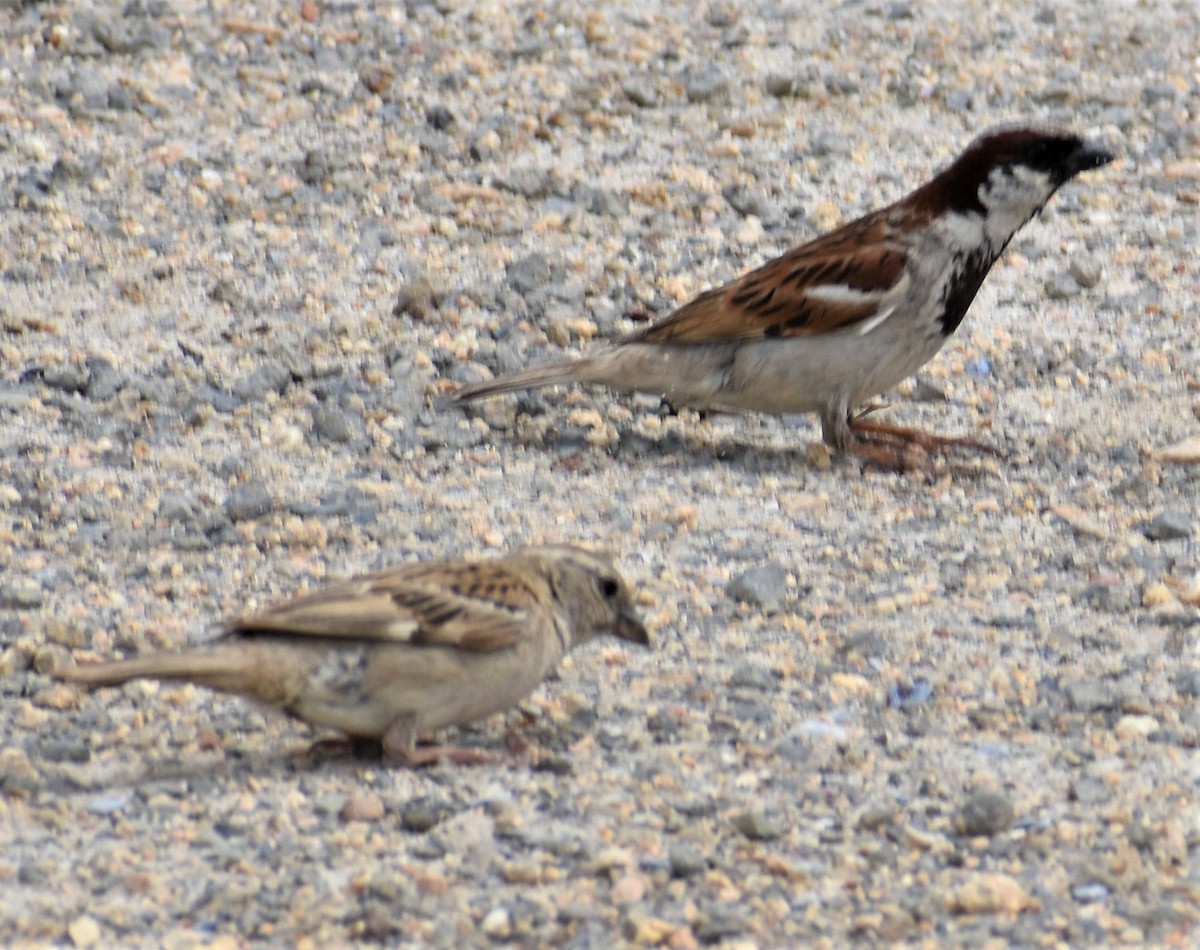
456 125 1114 461
59 545 648 765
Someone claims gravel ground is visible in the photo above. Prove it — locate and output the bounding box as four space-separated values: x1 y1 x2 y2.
2 0 1198 946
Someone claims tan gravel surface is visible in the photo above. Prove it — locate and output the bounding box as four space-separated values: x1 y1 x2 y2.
2 1 1198 947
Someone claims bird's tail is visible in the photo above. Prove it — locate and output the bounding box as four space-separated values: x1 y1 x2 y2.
454 359 591 402
58 646 276 700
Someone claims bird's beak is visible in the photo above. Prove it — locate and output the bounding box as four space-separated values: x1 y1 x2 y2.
615 608 650 647
1070 140 1115 175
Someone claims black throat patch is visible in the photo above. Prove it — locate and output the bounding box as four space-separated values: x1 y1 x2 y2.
938 249 997 336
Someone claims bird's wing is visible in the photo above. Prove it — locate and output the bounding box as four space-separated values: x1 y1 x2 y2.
227 560 540 653
624 211 913 344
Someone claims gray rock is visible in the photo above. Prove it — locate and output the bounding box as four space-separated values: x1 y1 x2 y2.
1064 680 1126 713
727 661 777 691
157 491 201 524
956 789 1015 837
224 486 274 522
42 364 90 395
1143 512 1191 541
311 404 356 444
1068 258 1103 288
732 808 784 841
1174 670 1200 699
233 361 292 400
667 843 707 878
683 66 728 103
0 579 45 609
695 905 747 942
1045 273 1081 300
506 253 552 295
85 356 125 400
621 79 658 108
399 797 451 833
726 563 788 612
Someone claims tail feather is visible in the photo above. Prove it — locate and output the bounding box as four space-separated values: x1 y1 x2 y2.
454 360 589 402
58 647 277 701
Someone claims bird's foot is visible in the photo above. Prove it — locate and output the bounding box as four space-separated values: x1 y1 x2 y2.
854 412 1003 453
398 744 501 767
848 415 1002 471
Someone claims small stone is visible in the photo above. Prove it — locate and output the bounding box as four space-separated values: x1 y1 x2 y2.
683 66 727 103
68 915 102 948
88 792 130 815
1142 582 1175 608
733 808 784 841
224 486 274 522
359 62 394 94
480 907 511 939
734 216 764 245
765 73 800 97
956 789 1015 837
1064 681 1124 713
1 578 45 609
42 364 90 395
611 872 646 905
506 253 552 295
341 792 385 822
1071 882 1110 903
85 356 124 399
501 861 540 884
233 361 292 399
947 872 1031 915
1143 512 1191 541
621 79 658 108
694 906 747 943
668 843 707 878
1174 670 1200 699
208 278 241 305
425 105 455 130
726 563 788 612
1114 714 1159 741
393 275 442 320
399 797 450 832
1068 258 1103 288
311 405 355 444
1157 436 1200 464
157 491 200 525
1045 273 1081 300
887 679 934 709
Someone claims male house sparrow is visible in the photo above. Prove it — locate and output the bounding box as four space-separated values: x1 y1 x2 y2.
456 126 1113 460
59 545 648 765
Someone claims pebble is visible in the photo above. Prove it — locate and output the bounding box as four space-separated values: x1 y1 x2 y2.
68 915 102 948
667 843 708 879
311 404 357 444
1071 882 1111 903
733 809 785 842
955 789 1015 837
399 798 451 833
726 563 789 612
480 907 512 939
947 873 1031 915
1142 512 1192 541
224 486 275 522
341 792 385 822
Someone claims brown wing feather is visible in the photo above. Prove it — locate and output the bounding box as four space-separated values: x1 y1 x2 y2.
227 560 539 653
625 211 911 344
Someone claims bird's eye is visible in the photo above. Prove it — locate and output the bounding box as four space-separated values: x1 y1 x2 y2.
600 578 620 599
